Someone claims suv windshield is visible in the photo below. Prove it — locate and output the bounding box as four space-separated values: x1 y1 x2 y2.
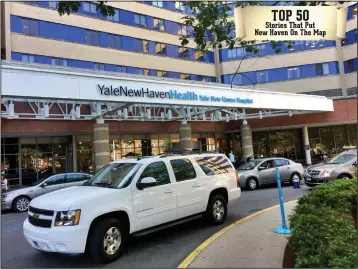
83 163 141 189
238 160 262 170
327 154 356 165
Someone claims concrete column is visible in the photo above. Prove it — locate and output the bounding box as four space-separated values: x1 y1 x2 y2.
179 122 192 151
93 119 110 172
72 135 77 172
335 38 347 96
241 124 254 159
303 126 312 166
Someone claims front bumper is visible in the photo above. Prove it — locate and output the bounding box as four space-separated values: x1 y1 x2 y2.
304 173 335 186
1 198 12 210
23 218 88 254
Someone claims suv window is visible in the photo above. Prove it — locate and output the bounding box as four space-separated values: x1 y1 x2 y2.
139 161 170 186
274 159 289 167
45 174 66 185
170 158 196 182
259 160 275 170
195 155 234 175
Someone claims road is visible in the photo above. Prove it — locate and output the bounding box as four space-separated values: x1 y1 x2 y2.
1 184 310 268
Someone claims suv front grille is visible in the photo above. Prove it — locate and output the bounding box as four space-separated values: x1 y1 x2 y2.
28 215 52 228
29 206 54 216
307 170 320 176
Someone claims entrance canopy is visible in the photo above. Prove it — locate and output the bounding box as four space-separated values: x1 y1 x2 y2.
1 61 334 122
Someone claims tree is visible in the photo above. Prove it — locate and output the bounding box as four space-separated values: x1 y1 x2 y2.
56 1 345 54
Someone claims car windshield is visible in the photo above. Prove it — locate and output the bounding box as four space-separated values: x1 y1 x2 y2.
83 162 141 189
327 154 356 165
238 160 262 170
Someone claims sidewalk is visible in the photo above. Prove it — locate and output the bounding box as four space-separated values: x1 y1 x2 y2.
187 201 297 268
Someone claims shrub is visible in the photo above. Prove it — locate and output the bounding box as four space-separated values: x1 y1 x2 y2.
289 179 358 268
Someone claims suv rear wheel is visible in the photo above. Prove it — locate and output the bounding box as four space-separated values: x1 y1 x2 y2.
88 218 128 264
204 194 227 225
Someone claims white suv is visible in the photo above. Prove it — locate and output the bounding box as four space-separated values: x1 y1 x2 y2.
23 153 241 263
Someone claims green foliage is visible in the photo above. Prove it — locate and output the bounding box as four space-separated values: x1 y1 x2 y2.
289 179 358 268
55 1 344 55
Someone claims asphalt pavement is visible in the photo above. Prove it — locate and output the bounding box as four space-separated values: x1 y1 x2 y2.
1 184 310 268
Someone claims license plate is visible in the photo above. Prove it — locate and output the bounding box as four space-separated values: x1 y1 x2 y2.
306 176 311 181
33 241 39 248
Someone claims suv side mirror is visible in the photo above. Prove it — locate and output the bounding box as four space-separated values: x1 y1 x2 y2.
137 177 157 190
40 182 48 188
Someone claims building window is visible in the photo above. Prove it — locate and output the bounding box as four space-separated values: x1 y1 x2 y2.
95 63 105 70
21 54 35 63
341 36 348 46
256 71 269 83
134 14 146 27
21 18 39 36
178 47 189 59
287 67 300 79
137 68 144 75
107 9 120 22
177 24 187 36
155 43 167 55
316 63 330 76
347 59 354 73
83 2 97 14
108 34 121 49
152 1 163 7
355 29 357 42
49 1 58 8
157 71 168 77
194 50 204 61
353 4 357 18
180 73 190 80
117 66 127 73
143 40 149 53
153 18 165 31
84 30 99 46
229 74 242 85
175 1 185 11
51 58 67 66
228 47 245 59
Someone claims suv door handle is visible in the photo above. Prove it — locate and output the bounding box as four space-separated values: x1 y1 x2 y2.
193 183 201 187
164 189 174 194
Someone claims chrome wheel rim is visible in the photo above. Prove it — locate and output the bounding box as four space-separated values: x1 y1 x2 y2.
103 227 121 255
249 179 257 189
213 200 225 220
16 198 30 212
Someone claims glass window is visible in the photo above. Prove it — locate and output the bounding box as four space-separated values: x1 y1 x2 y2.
157 71 168 77
177 24 187 36
274 159 289 167
21 18 30 34
139 161 170 186
83 2 97 13
195 156 234 175
108 34 121 49
194 50 204 61
143 40 149 53
319 126 336 155
137 68 144 75
45 174 66 185
153 18 165 31
144 69 150 76
49 1 58 8
135 39 143 52
333 125 350 153
95 63 105 70
316 63 330 76
152 1 163 7
21 54 35 63
352 4 357 18
259 160 275 169
287 67 300 79
178 47 189 59
51 58 67 66
170 159 196 182
348 124 357 147
175 1 185 11
256 71 269 83
134 14 146 27
29 19 39 36
67 174 89 183
155 43 167 55
107 9 120 22
180 73 190 80
341 36 347 46
117 66 127 73
347 60 354 73
230 74 242 85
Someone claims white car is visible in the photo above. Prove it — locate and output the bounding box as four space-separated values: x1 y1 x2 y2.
23 153 241 264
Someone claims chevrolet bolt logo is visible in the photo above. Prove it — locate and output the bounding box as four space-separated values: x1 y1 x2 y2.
33 213 40 219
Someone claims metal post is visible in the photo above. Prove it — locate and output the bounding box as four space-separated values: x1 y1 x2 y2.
273 167 291 234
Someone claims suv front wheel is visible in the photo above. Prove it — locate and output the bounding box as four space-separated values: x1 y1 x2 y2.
204 194 227 225
88 218 128 264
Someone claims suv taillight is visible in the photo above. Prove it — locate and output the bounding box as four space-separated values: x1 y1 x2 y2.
235 171 240 187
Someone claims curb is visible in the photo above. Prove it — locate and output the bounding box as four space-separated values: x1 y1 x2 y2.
177 199 298 268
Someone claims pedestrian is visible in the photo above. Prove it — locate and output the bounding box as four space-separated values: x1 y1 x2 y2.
1 173 8 191
228 150 236 165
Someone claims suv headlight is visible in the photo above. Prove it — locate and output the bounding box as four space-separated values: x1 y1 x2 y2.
321 169 332 177
54 210 81 226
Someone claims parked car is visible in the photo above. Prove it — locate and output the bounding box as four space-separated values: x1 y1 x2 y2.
237 157 304 190
304 149 357 187
23 153 241 263
1 173 92 213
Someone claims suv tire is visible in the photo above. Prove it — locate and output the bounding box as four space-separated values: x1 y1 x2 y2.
88 218 128 264
204 194 227 225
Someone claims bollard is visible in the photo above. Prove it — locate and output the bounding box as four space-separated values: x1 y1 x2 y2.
273 167 292 234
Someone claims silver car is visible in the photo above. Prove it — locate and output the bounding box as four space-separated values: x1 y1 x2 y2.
304 149 357 187
1 173 92 213
237 158 304 190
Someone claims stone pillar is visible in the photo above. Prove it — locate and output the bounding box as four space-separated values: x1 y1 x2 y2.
303 126 312 166
179 123 192 151
241 124 254 159
93 119 110 172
